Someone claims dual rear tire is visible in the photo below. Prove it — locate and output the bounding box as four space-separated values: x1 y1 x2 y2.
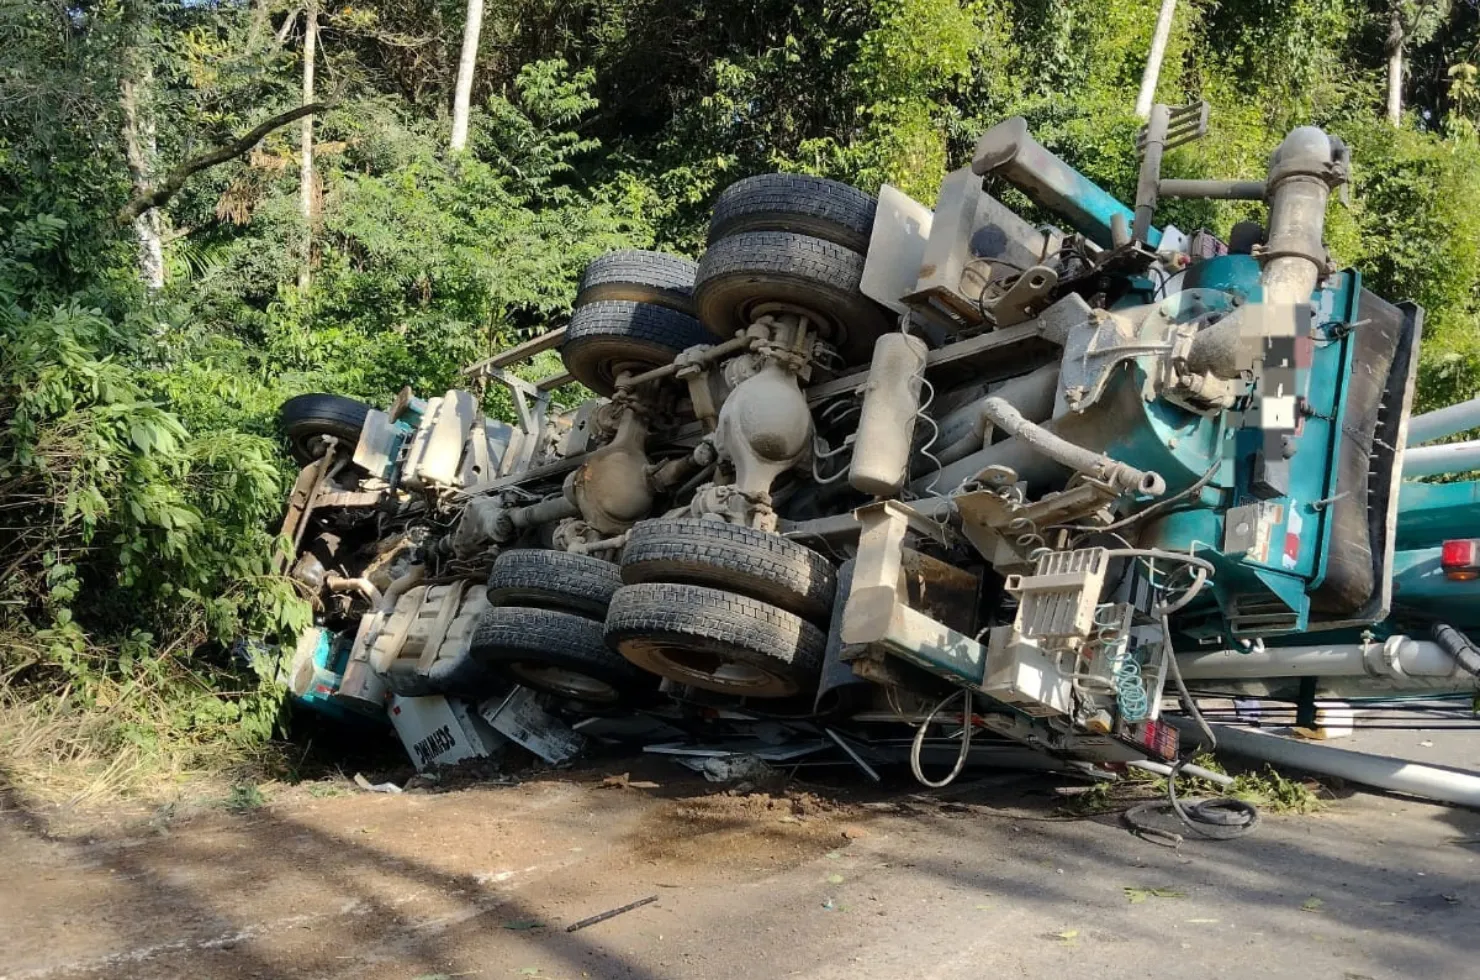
695 173 890 366
560 251 708 396
605 518 837 700
471 523 840 705
561 173 893 397
472 550 655 711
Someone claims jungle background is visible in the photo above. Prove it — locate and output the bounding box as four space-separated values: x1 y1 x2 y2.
3 0 1479 799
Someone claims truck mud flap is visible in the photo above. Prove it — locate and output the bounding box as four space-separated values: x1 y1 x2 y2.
1310 293 1422 622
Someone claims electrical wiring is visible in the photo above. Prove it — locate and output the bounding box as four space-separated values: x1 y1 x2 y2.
1063 459 1222 541
912 376 944 500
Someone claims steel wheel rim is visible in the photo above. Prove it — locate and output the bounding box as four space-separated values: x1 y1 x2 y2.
621 637 794 697
508 663 619 702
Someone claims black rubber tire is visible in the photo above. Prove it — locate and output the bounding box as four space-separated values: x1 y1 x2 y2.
381 651 506 701
575 249 698 315
693 231 892 366
620 518 837 625
470 605 655 709
709 174 877 253
560 300 712 396
605 582 826 698
487 549 622 619
279 393 371 466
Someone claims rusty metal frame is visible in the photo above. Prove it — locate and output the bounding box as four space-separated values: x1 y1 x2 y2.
840 501 988 688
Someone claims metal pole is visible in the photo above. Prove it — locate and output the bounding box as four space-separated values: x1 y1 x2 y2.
1407 395 1480 446
1157 179 1267 201
1127 759 1234 787
1175 637 1467 680
1133 104 1169 243
1167 719 1480 808
1403 438 1480 478
1135 0 1178 120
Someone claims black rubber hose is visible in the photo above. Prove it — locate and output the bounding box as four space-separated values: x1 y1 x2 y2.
1431 623 1480 677
1124 759 1261 843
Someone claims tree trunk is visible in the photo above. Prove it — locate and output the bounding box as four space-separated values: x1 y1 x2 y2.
121 73 165 290
1135 0 1178 120
299 0 318 289
449 0 485 152
1386 6 1405 126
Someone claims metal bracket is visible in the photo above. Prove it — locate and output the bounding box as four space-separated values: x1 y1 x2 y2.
482 365 553 474
1136 101 1209 156
1005 548 1109 643
955 472 1119 572
979 264 1059 328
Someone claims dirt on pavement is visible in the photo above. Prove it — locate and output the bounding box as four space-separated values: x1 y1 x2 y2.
2 761 1477 980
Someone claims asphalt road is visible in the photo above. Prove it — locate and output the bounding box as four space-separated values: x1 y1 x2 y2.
3 726 1476 980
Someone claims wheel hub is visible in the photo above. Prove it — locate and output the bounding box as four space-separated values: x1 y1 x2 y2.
617 636 796 698
508 663 619 703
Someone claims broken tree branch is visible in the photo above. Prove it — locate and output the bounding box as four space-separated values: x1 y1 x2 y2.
116 102 332 224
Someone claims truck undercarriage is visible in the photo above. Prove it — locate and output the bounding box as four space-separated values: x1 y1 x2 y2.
271 103 1480 798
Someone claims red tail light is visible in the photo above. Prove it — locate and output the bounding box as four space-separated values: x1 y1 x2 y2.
1441 539 1480 581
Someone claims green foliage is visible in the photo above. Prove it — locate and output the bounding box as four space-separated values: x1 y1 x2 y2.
7 0 1480 799
224 782 268 811
0 293 308 737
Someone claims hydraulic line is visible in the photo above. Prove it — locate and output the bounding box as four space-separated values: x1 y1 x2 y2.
978 397 1166 496
909 689 975 788
1113 549 1257 842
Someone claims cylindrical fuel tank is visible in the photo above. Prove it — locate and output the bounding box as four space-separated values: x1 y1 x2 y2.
849 333 928 496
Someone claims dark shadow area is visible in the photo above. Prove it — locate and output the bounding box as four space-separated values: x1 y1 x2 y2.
3 751 1478 980
0 764 672 980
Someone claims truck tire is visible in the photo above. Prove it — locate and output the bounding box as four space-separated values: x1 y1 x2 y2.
487 549 622 619
381 651 505 701
620 518 837 624
279 393 371 465
575 249 698 315
470 605 654 709
605 582 826 698
693 231 891 367
708 174 877 254
561 300 711 396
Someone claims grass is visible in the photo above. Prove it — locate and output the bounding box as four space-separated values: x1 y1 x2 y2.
1060 753 1326 817
0 673 283 812
223 783 266 811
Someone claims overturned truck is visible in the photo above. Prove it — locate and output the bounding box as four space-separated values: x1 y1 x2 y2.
276 103 1479 782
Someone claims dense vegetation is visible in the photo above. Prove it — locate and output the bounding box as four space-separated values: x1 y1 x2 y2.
4 0 1480 795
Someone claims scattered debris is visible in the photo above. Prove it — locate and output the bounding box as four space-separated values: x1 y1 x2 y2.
1124 886 1184 903
699 754 773 783
645 738 828 764
597 772 660 790
824 728 882 782
565 895 658 933
480 688 585 765
352 773 403 794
